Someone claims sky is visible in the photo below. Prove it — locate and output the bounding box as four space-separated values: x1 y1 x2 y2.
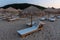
0 0 60 8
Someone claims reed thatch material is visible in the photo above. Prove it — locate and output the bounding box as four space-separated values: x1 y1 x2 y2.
21 6 45 17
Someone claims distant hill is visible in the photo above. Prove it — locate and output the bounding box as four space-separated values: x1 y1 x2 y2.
0 3 46 10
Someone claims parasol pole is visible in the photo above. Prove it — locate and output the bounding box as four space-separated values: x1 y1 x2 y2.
31 12 32 27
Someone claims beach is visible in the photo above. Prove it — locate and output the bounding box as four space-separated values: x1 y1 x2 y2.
0 17 60 40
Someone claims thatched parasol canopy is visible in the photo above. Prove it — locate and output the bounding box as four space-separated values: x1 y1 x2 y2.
17 9 22 12
6 7 19 13
22 6 45 16
0 8 5 12
44 8 59 17
44 8 58 14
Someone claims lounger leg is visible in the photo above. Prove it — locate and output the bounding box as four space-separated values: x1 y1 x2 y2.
21 35 26 38
38 24 43 31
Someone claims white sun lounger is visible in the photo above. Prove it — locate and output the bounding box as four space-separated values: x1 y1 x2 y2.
48 17 56 22
8 17 20 21
9 18 17 21
57 16 60 19
26 21 36 26
17 21 44 38
40 17 46 21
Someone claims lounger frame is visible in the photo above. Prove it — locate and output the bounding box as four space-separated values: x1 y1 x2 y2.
6 18 20 22
18 24 43 38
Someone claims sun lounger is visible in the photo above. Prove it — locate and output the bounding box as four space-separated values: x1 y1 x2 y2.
48 17 56 22
2 17 7 20
7 17 20 21
26 21 36 26
17 21 44 38
56 15 60 19
40 17 46 21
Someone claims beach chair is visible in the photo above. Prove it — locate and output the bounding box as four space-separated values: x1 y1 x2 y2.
26 21 36 27
56 15 60 19
17 22 45 38
2 16 7 20
40 17 46 21
48 17 56 22
7 17 20 22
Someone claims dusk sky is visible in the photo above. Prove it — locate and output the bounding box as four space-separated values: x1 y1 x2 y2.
0 0 60 8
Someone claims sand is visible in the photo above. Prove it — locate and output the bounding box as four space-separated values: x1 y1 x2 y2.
0 17 60 40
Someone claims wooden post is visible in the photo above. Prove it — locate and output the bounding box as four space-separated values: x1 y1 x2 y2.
47 12 50 19
30 13 32 27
